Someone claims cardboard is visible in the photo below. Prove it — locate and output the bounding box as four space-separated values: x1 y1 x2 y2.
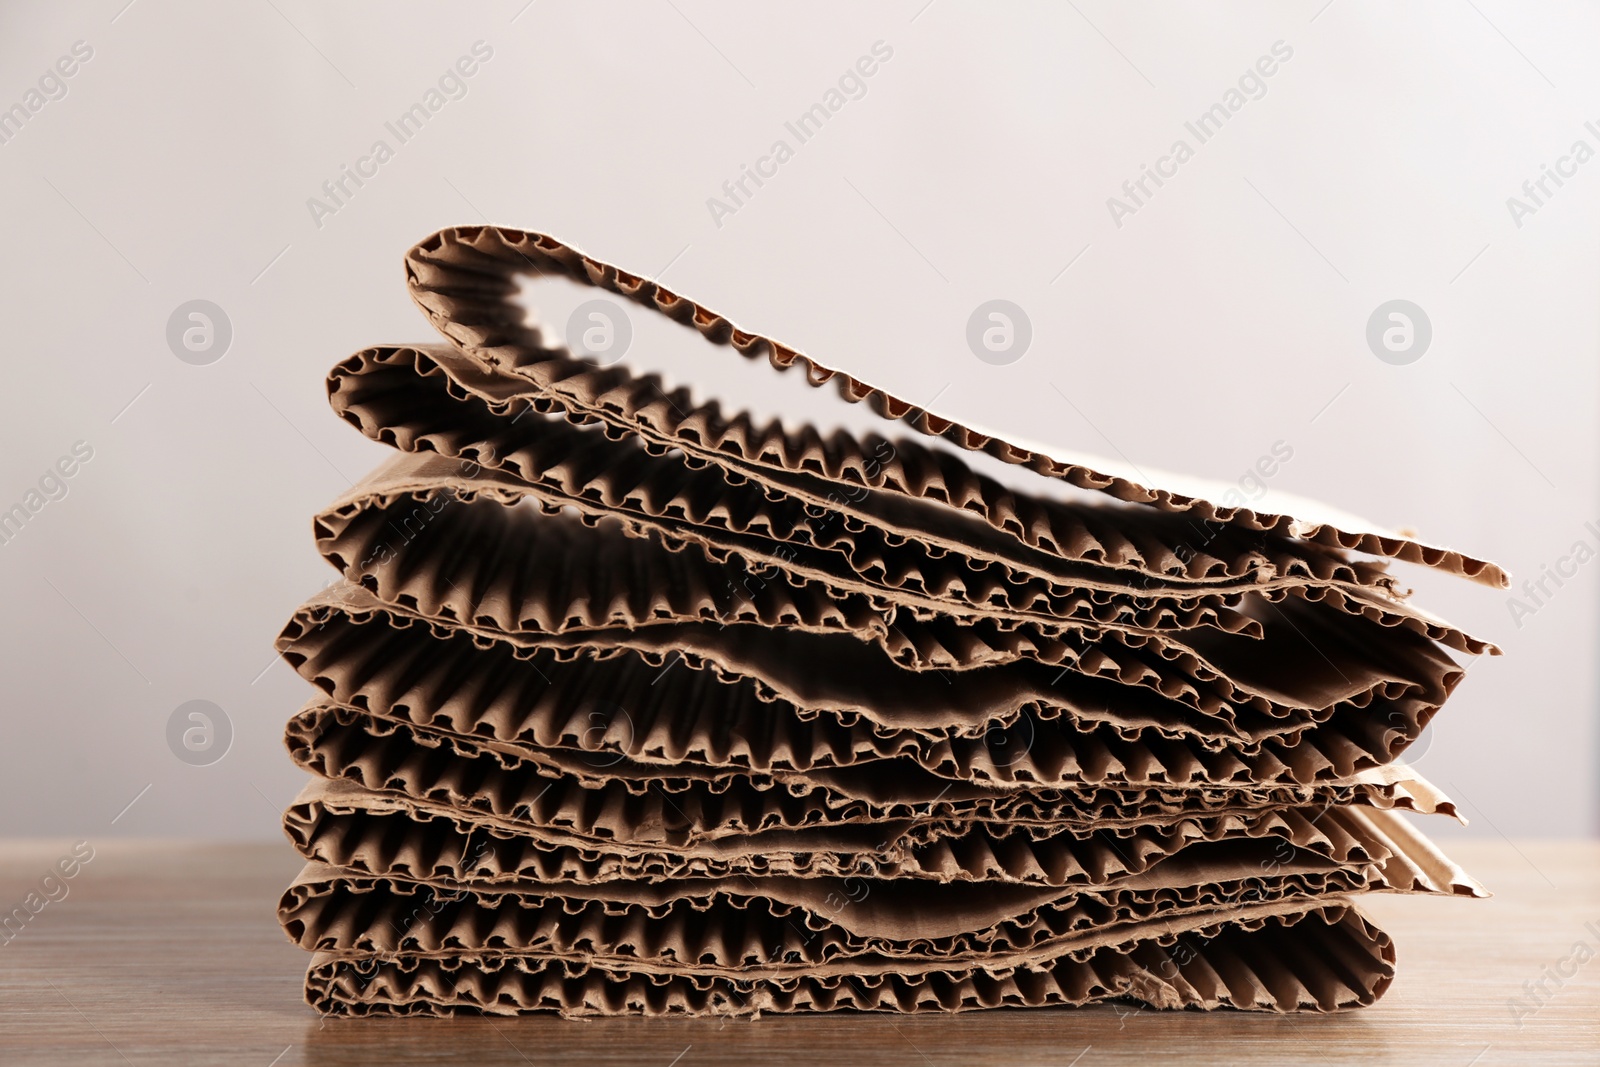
273 226 1497 1015
297 905 1398 1016
277 590 1451 783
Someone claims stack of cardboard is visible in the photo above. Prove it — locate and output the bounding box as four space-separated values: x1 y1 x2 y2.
274 226 1497 1016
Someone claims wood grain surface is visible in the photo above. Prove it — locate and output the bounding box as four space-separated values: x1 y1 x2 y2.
0 839 1596 1066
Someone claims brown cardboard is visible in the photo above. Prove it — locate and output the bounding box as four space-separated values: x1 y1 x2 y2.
281 778 1479 893
280 810 1482 952
282 575 1456 761
269 226 1499 1016
398 227 1505 587
283 700 1463 831
312 455 1475 692
328 346 1494 657
299 904 1397 1016
281 864 1374 963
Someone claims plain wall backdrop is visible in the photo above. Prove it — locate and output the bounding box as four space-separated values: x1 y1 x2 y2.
0 0 1595 841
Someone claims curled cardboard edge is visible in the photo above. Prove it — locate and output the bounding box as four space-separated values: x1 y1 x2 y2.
402 225 1507 589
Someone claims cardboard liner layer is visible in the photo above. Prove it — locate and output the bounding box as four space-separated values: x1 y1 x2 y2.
281 862 1376 962
278 602 1441 784
278 810 1477 960
283 778 1477 891
280 580 1455 798
283 701 1459 838
400 225 1506 588
326 457 1254 643
328 345 1493 658
328 345 1376 594
300 489 1465 727
284 878 1384 981
300 903 1397 1015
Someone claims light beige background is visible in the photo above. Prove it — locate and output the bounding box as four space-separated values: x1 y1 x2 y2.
0 0 1593 840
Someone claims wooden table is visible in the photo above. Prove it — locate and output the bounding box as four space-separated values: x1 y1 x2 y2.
1 839 1596 1066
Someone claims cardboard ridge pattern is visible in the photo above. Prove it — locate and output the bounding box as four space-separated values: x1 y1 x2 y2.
274 225 1497 1017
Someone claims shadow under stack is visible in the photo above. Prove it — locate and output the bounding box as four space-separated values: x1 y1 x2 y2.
273 225 1499 1017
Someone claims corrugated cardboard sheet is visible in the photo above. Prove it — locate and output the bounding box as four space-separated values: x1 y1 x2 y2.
275 226 1496 1016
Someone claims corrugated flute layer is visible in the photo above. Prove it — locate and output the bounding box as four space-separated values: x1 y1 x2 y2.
274 226 1496 1017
